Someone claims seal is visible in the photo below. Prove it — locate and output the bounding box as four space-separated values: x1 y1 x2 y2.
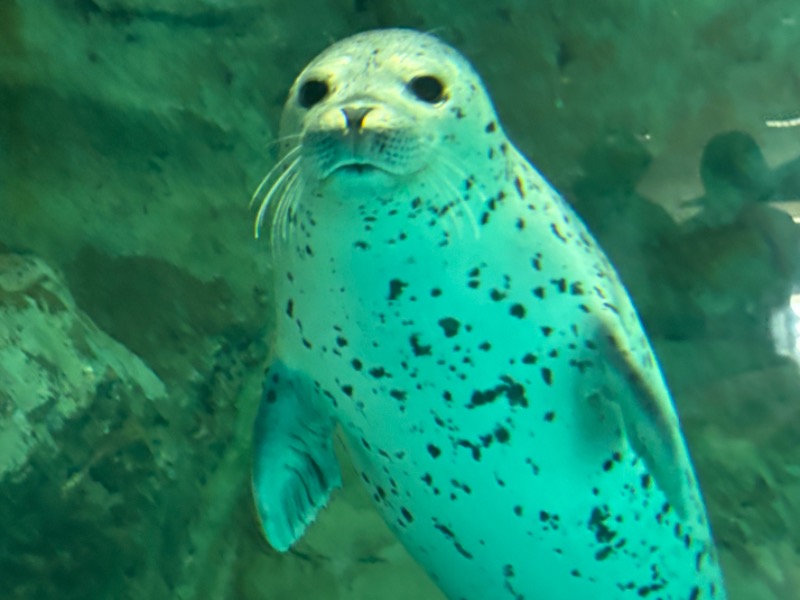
250 29 728 600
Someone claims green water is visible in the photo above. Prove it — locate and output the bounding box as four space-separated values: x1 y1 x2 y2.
1 1 799 599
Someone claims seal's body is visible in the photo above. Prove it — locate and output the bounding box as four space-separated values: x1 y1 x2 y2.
251 29 727 600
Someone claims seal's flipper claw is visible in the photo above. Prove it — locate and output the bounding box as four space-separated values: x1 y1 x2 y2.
598 322 697 520
251 360 341 551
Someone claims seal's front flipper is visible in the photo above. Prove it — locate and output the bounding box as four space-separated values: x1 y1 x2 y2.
251 360 342 551
599 321 698 520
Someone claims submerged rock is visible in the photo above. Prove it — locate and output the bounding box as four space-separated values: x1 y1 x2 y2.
0 252 170 599
0 252 167 480
0 252 271 600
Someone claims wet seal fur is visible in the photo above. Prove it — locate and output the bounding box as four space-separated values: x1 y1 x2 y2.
251 29 727 600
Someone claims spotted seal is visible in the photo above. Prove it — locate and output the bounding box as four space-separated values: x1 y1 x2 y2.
250 28 727 600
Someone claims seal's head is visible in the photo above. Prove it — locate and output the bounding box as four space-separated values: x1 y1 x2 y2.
281 29 500 188
253 29 505 240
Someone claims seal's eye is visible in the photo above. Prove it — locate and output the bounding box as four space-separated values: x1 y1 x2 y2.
298 79 329 108
408 75 446 104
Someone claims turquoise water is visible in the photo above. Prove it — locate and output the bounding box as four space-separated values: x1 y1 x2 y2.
1 2 799 599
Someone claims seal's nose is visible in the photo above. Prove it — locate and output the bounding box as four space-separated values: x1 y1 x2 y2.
341 106 373 132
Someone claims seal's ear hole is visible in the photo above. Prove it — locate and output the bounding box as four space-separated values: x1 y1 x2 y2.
298 79 329 109
408 75 446 104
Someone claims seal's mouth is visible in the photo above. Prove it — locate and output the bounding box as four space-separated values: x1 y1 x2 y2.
326 161 384 178
338 163 378 174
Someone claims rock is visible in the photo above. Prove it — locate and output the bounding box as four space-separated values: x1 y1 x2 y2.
0 253 166 480
0 252 267 600
0 252 170 599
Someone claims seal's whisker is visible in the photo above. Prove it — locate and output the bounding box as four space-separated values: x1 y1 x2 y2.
422 166 462 240
267 164 301 244
286 177 305 244
436 156 481 240
457 186 481 240
264 133 303 153
274 170 302 246
255 155 300 239
433 171 467 240
250 146 302 209
283 177 308 255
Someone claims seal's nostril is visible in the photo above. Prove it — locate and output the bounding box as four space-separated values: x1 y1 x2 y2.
341 106 373 131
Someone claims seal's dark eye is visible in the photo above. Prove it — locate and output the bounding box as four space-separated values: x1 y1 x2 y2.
409 75 446 104
298 79 329 108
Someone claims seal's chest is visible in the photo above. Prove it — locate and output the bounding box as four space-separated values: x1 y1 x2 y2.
298 245 605 445
281 218 610 423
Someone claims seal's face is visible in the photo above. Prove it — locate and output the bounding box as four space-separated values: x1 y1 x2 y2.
279 29 497 191
253 29 505 242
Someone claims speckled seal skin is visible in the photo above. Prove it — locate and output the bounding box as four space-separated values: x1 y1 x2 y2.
251 29 728 600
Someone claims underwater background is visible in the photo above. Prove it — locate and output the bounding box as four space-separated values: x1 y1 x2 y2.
1 1 799 599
